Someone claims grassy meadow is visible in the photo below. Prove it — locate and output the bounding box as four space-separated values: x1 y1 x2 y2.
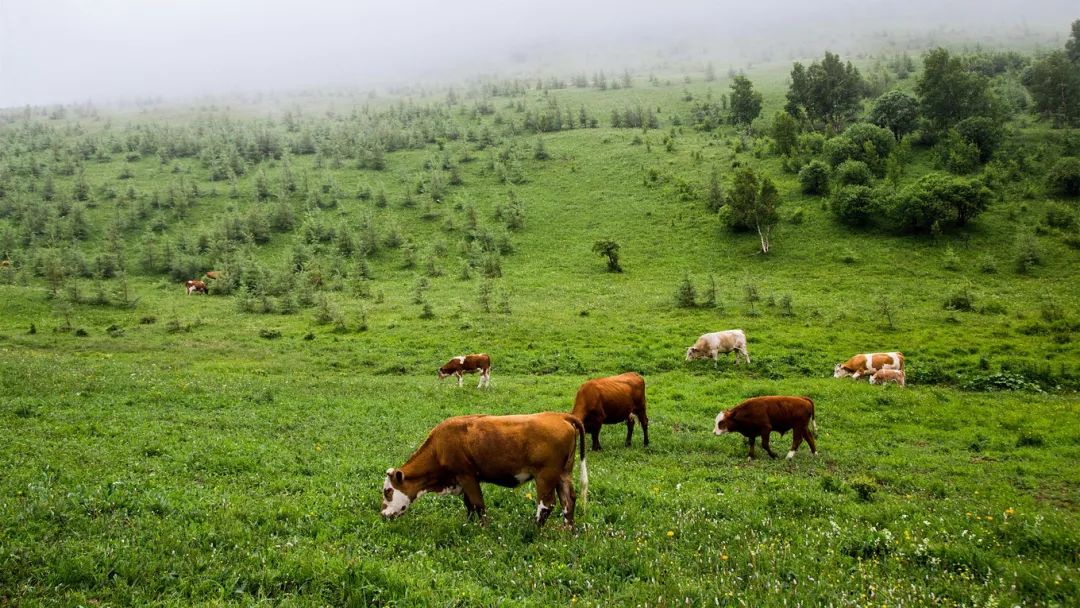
1 42 1079 606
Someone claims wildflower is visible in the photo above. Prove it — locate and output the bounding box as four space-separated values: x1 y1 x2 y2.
667 530 675 537
986 515 993 521
721 554 729 561
1005 508 1015 516
526 493 533 500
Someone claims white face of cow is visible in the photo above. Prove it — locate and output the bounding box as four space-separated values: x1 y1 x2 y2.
833 364 852 378
381 469 412 519
713 412 729 435
436 370 448 380
686 347 700 361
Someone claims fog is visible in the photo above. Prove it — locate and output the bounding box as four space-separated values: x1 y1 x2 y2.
0 0 1075 107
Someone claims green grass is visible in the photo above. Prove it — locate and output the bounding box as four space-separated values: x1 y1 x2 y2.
1 51 1079 606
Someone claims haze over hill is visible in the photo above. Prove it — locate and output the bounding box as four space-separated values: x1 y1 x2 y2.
1 0 1076 107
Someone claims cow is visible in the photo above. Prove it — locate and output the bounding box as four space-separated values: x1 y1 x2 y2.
571 372 648 451
686 330 750 367
437 354 492 388
713 395 817 460
381 412 588 527
870 368 906 387
204 271 221 280
834 352 904 380
185 280 208 295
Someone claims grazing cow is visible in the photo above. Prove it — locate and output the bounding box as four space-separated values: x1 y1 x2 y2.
834 352 904 380
870 368 906 387
204 271 221 280
0 259 11 269
571 372 648 451
686 330 750 367
713 396 817 460
185 280 208 295
437 354 492 388
381 412 588 527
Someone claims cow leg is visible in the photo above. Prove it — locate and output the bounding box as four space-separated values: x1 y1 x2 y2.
804 426 818 455
534 476 558 527
458 477 486 524
760 429 778 459
556 472 576 528
625 415 635 447
788 428 804 460
635 409 650 447
590 429 602 451
747 435 756 460
456 372 464 388
739 348 751 365
712 353 719 368
585 416 603 451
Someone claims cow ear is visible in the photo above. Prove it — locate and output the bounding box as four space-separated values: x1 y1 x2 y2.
393 470 404 484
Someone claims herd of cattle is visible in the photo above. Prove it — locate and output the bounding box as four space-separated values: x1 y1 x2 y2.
380 330 907 527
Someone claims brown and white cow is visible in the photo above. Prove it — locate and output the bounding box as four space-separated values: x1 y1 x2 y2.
571 372 648 451
686 330 750 367
833 352 904 380
381 412 588 527
185 280 208 295
714 395 817 460
869 368 906 387
437 354 491 388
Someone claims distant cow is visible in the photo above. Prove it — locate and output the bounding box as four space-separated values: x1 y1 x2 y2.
571 372 648 451
870 368 906 387
686 330 750 367
713 395 817 460
437 354 491 388
204 271 221 280
185 280 208 295
834 352 904 380
381 412 588 527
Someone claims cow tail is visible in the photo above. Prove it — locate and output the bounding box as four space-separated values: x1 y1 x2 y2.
569 416 588 508
805 396 818 435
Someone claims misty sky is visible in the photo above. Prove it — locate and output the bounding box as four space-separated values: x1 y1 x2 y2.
0 0 1075 107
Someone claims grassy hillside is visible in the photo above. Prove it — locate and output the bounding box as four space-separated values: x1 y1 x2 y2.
1 49 1078 606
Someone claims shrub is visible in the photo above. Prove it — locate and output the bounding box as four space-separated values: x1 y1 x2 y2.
953 116 1002 163
1047 157 1080 197
887 173 991 233
798 160 830 195
831 185 878 226
674 274 697 308
849 475 879 502
962 373 1043 393
842 122 895 173
835 159 873 186
942 246 961 270
978 255 998 274
1014 232 1042 273
591 239 622 272
938 131 981 174
259 328 282 340
1045 203 1077 229
943 287 975 312
824 136 859 167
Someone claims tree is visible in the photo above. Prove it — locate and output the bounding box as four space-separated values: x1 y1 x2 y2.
1047 157 1080 197
724 167 781 253
798 160 830 195
785 52 866 131
771 111 799 156
1067 19 1080 63
869 90 919 141
831 185 879 226
705 167 724 212
953 116 1002 163
729 75 763 128
887 173 992 233
1023 50 1080 126
592 239 622 272
916 48 994 134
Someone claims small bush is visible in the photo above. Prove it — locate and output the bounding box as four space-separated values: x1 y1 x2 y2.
849 475 879 502
1046 157 1080 197
831 185 878 227
798 160 830 195
962 372 1043 393
259 328 282 340
139 315 157 325
674 274 697 308
1014 233 1042 274
1044 204 1076 229
977 255 997 274
1016 430 1046 447
839 249 859 264
942 246 961 270
943 287 975 312
835 160 873 186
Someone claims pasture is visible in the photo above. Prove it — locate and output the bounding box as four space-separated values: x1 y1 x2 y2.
1 38 1080 605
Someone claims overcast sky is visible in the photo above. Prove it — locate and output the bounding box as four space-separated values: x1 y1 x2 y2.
0 0 1075 107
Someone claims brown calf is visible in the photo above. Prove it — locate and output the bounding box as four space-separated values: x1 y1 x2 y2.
204 271 221 280
185 280 208 295
381 412 588 526
571 372 648 451
437 354 491 388
870 368 906 387
713 396 817 460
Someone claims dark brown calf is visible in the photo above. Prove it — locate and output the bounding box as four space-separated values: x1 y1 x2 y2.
437 354 491 388
381 412 588 527
713 395 817 460
571 372 648 451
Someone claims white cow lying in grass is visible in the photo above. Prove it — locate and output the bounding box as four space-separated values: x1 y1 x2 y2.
685 330 750 367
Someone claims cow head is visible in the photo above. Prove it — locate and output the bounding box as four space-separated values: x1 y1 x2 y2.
713 411 734 435
686 347 702 361
436 368 449 380
833 364 854 378
381 468 419 519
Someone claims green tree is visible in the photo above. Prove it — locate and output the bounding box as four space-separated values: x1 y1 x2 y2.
771 111 799 156
729 75 763 128
1023 50 1080 126
888 173 992 233
705 167 724 212
724 167 781 253
591 239 622 272
868 90 920 141
785 52 866 131
1067 19 1080 63
798 160 831 195
916 48 994 134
